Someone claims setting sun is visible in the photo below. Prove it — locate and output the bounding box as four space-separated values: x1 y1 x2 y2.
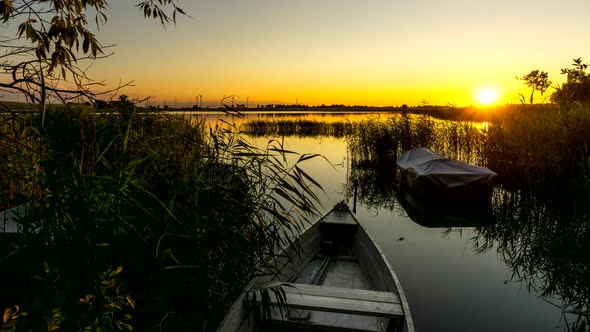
475 87 500 105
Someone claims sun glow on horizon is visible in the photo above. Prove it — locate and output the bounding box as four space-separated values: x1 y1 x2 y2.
475 87 500 106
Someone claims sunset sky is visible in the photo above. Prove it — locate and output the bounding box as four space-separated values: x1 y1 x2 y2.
51 1 590 106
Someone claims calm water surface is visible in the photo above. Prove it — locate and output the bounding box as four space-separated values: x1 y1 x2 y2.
280 137 566 331
202 111 576 331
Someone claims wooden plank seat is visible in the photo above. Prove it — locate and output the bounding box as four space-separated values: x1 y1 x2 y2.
257 283 403 319
320 211 359 226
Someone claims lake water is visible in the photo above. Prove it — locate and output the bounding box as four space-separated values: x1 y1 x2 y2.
196 111 580 331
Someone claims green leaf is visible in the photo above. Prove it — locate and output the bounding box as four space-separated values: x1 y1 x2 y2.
294 165 324 192
82 36 89 53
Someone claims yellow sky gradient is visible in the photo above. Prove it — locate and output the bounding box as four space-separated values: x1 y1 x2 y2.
74 0 590 107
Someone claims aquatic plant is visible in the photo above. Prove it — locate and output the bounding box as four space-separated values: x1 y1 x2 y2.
0 105 323 331
244 119 351 138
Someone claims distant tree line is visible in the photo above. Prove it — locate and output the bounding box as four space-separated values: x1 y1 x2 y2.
255 104 375 109
93 95 135 111
256 104 308 109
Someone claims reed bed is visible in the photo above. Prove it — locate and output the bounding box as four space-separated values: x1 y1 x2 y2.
243 119 352 138
238 104 590 330
3 103 589 330
244 105 590 200
485 104 590 198
0 113 45 210
343 105 590 330
346 115 436 169
0 106 323 331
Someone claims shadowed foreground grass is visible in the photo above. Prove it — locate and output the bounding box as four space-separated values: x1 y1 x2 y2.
0 106 323 331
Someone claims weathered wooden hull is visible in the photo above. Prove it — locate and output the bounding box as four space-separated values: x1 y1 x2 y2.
217 205 414 332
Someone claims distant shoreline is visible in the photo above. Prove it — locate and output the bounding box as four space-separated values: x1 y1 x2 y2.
1 100 560 123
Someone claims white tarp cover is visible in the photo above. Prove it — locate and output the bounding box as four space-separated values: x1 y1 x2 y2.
396 148 497 188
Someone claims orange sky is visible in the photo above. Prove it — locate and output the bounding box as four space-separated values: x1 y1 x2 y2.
9 0 590 107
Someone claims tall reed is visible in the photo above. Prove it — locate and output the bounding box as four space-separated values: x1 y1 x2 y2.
0 112 45 209
485 104 590 199
0 105 323 331
342 105 590 329
243 119 352 138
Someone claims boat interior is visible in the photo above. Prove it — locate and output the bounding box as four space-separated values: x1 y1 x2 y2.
258 209 406 332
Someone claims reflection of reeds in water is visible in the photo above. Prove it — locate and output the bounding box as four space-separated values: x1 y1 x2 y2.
473 189 590 331
341 105 590 330
240 105 590 329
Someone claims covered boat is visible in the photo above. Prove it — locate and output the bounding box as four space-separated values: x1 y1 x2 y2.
396 148 497 203
217 203 414 332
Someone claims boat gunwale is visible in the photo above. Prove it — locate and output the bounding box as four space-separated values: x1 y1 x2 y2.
348 209 415 332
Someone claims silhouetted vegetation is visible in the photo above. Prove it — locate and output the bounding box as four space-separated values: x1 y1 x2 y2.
0 0 186 116
341 105 590 330
237 103 590 330
244 104 589 200
2 100 589 330
518 70 552 104
245 119 352 138
552 58 590 106
0 105 323 331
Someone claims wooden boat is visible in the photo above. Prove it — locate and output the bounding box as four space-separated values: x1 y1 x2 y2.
217 202 414 332
396 148 497 204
